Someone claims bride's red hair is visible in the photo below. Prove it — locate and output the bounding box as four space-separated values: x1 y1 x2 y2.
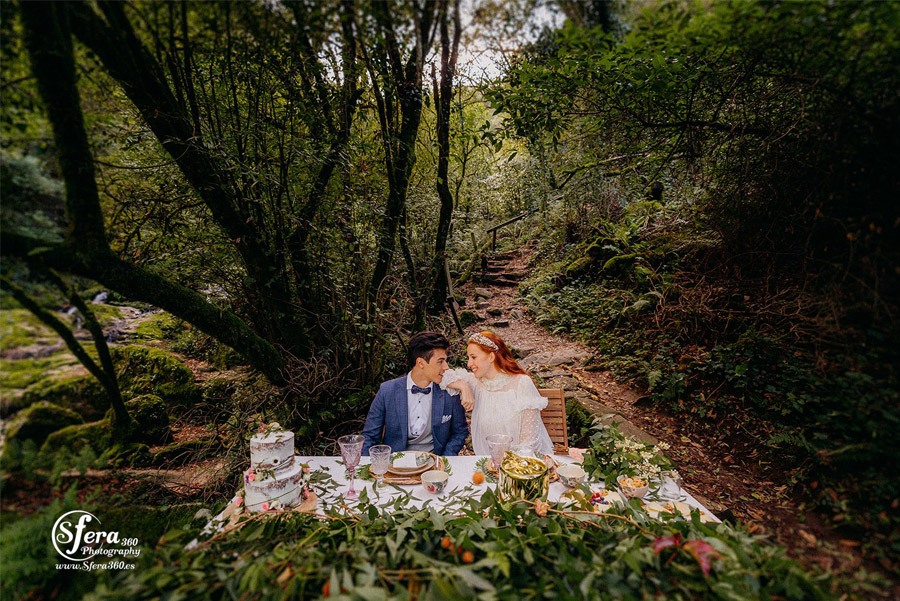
469 331 528 376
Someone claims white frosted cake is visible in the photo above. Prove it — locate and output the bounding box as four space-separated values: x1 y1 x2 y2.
243 425 308 512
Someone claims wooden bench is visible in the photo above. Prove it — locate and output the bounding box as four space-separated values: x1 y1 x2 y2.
538 388 568 453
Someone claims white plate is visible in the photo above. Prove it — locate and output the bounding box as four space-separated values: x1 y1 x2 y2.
644 500 716 522
388 452 435 475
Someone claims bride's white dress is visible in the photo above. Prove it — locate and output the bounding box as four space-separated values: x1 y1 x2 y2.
440 369 554 456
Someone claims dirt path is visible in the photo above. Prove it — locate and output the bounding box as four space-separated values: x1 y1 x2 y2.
458 246 881 588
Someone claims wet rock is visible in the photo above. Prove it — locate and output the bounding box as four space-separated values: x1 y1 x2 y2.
520 349 590 371
474 288 494 299
486 308 503 316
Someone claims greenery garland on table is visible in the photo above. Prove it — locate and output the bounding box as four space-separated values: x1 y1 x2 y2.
580 417 674 486
82 490 837 600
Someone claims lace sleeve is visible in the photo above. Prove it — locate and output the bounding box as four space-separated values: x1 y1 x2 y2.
512 375 548 412
517 408 543 450
438 368 477 395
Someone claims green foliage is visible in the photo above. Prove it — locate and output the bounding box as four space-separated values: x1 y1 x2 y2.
0 487 101 601
565 397 595 449
83 494 836 600
581 419 673 485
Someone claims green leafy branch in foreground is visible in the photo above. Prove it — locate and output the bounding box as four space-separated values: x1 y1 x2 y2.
86 491 835 601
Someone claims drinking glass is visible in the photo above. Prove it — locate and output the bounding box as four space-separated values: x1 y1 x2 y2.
485 434 513 471
661 469 685 501
369 445 392 489
338 435 365 499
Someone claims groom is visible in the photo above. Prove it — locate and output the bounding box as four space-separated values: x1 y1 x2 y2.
362 332 468 456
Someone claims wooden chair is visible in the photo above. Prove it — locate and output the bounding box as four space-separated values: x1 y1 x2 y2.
538 388 568 453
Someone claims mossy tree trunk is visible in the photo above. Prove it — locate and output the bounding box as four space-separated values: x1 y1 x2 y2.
14 1 286 385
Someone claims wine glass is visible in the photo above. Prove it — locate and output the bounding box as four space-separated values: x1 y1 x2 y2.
369 445 392 489
338 435 365 499
485 434 512 471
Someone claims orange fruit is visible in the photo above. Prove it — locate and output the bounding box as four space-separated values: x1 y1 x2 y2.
472 471 485 485
440 536 452 549
461 550 475 564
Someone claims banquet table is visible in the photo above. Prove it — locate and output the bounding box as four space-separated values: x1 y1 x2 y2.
187 453 719 549
299 454 719 522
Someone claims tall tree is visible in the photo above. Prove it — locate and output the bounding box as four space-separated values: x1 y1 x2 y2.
428 0 462 312
363 0 438 306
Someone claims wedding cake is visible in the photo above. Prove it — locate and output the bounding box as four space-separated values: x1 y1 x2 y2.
243 424 308 512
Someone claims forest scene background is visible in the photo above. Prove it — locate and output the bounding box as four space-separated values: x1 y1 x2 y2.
1 0 897 598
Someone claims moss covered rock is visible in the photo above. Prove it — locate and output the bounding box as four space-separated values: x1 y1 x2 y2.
565 255 594 280
40 420 111 460
5 401 83 446
13 374 107 419
106 394 171 445
151 438 217 467
101 442 152 468
38 420 151 468
200 377 237 405
113 345 198 408
11 345 200 419
458 310 480 327
1 402 84 471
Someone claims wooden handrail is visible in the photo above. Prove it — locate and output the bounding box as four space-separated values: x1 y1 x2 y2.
486 208 537 251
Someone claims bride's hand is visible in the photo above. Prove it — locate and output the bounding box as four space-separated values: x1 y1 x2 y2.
449 381 475 412
460 389 475 412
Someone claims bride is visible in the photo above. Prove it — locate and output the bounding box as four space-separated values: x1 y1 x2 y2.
441 331 554 456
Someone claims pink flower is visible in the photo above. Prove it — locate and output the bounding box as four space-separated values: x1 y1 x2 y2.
653 533 682 554
261 502 269 511
248 473 256 483
683 540 720 576
235 496 243 506
652 533 720 576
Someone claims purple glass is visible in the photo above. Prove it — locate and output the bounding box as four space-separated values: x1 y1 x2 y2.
338 435 364 498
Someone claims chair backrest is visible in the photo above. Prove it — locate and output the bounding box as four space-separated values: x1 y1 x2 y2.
538 388 568 453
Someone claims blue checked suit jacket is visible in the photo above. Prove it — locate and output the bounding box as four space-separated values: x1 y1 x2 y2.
361 376 468 456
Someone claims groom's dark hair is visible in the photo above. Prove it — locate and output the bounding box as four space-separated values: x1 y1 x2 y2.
407 332 450 368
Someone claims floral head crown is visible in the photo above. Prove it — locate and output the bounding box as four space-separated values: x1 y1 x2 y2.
468 332 499 351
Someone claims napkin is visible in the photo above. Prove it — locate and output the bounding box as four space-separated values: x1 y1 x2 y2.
393 453 419 468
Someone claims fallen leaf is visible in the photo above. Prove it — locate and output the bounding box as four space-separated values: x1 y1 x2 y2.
797 530 818 546
277 567 293 585
534 499 549 517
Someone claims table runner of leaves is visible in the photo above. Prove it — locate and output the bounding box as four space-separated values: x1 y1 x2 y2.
86 489 835 600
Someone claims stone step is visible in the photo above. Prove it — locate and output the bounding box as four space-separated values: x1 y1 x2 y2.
480 276 519 287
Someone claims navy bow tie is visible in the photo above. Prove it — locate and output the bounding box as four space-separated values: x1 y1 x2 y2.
411 385 432 394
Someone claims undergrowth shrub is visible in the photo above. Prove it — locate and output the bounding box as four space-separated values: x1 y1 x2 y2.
522 215 900 559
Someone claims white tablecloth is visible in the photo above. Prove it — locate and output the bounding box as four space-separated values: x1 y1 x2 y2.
188 454 719 548
301 455 719 522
